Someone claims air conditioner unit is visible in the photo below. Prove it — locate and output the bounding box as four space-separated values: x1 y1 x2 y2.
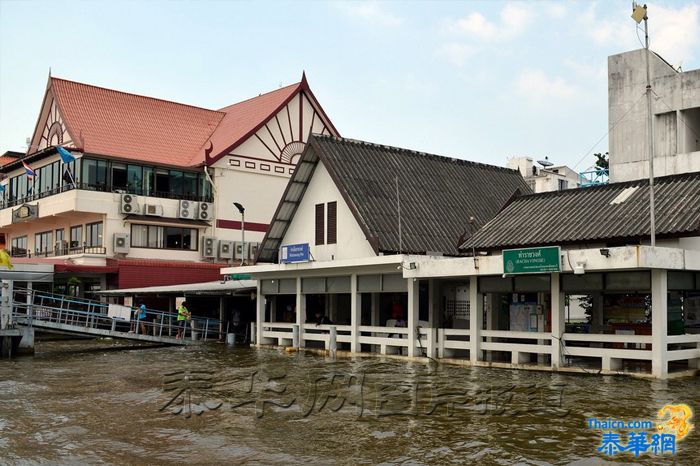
114 233 130 254
178 200 196 219
202 236 218 258
218 240 234 259
143 204 164 217
119 193 138 214
197 202 213 221
248 242 260 261
233 241 247 260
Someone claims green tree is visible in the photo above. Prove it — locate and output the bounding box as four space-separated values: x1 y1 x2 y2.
594 152 609 170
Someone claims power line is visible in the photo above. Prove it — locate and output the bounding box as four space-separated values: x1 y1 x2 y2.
572 91 647 170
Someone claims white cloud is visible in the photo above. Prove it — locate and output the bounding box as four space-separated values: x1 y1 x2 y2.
580 3 699 67
436 42 476 67
449 2 535 41
545 3 567 20
516 68 578 101
334 1 403 27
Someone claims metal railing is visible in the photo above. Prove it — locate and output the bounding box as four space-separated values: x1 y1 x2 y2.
10 287 222 342
1 182 214 210
11 246 107 258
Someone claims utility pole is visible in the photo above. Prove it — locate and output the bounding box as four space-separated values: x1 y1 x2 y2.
632 3 656 246
233 202 246 265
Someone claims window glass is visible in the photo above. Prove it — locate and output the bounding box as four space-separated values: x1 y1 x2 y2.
143 167 154 196
130 224 197 250
70 225 83 248
183 172 197 198
34 231 53 253
127 165 142 194
131 224 148 247
169 171 183 196
86 222 103 247
155 169 170 195
112 164 127 190
10 236 27 256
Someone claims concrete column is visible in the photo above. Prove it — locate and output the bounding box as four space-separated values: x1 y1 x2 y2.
219 297 225 338
651 269 669 379
371 293 380 326
255 282 264 346
18 327 34 355
484 293 497 362
469 277 483 363
428 279 438 328
295 277 305 347
550 273 565 369
269 297 277 322
26 282 33 320
1 280 12 330
407 279 419 357
350 274 360 353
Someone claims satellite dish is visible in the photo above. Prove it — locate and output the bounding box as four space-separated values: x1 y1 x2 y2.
537 156 553 167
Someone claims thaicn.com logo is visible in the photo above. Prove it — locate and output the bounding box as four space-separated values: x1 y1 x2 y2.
587 404 694 457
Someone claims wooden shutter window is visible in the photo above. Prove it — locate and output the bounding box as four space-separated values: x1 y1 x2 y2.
315 203 325 245
327 201 337 244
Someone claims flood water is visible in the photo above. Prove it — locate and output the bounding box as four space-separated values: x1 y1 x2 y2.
0 339 698 465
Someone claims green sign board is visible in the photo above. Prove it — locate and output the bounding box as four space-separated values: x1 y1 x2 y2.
228 273 252 280
503 246 561 275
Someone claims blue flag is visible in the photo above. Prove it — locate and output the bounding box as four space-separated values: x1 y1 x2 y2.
56 146 76 163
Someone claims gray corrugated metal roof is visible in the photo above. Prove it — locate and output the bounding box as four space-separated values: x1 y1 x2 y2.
461 171 700 251
257 134 530 261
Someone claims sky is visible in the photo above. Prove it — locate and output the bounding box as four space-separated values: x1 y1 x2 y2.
1 0 698 171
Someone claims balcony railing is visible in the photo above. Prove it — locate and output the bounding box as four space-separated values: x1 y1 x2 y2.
1 182 213 210
10 245 107 258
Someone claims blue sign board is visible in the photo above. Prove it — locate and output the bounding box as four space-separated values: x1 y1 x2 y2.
280 243 310 264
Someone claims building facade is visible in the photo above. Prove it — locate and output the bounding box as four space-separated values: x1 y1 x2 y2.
507 156 580 192
230 136 700 379
0 74 337 293
609 49 700 182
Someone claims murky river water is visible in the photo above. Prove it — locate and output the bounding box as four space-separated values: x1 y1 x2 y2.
0 339 698 465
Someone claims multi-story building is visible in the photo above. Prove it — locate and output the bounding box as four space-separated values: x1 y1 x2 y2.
0 74 337 294
608 49 700 182
506 156 580 193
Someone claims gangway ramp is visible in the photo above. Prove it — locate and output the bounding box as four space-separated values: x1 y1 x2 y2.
10 288 221 346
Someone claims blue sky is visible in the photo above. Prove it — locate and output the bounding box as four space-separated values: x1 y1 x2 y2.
1 1 698 171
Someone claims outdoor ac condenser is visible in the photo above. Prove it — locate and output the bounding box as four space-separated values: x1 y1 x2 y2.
233 241 247 260
143 204 164 217
202 236 218 258
178 200 197 219
218 240 234 259
119 193 139 214
113 233 130 254
197 202 213 221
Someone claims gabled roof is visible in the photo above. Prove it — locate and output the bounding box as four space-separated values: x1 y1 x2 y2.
50 77 224 167
0 151 21 168
22 75 324 169
461 171 700 251
258 134 530 262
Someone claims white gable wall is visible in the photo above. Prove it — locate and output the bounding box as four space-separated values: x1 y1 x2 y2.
282 162 376 261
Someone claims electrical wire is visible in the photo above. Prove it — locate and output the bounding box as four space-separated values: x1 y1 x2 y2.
572 91 647 170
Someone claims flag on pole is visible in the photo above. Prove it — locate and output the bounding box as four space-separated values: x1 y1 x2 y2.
56 146 76 163
22 160 35 179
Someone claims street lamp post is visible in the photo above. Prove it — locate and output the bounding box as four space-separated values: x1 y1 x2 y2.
233 202 246 265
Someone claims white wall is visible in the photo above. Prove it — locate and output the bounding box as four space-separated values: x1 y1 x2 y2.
281 162 376 262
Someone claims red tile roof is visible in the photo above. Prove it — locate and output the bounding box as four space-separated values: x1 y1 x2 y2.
0 154 19 167
51 78 225 167
48 76 311 168
201 82 301 164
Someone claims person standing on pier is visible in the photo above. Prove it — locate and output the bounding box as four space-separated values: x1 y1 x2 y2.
176 301 190 340
137 304 148 335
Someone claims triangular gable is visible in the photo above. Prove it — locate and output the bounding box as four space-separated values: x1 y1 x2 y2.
28 81 75 153
203 74 339 167
257 135 378 263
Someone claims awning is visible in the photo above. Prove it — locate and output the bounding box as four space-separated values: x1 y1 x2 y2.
98 279 256 297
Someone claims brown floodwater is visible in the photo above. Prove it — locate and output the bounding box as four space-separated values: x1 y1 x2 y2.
0 339 698 465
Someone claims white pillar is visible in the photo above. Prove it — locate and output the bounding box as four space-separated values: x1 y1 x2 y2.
371 293 380 326
295 277 305 347
218 296 225 338
350 274 360 353
407 279 419 357
651 269 669 379
550 273 565 369
469 277 483 363
428 279 438 328
255 282 264 346
269 297 277 322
